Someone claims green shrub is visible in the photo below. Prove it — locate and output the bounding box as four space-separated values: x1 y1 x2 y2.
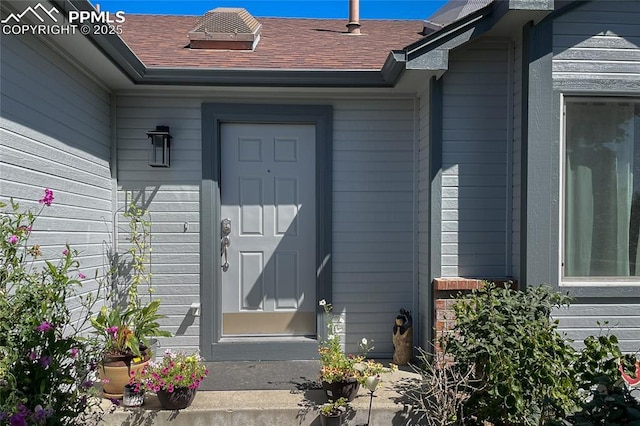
568 331 640 425
444 283 578 425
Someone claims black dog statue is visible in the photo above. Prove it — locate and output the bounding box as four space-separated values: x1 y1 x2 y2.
392 308 412 365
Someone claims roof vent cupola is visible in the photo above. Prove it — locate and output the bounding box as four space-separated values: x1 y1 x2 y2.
188 8 261 50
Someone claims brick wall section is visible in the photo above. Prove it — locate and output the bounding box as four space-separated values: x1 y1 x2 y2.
433 278 516 349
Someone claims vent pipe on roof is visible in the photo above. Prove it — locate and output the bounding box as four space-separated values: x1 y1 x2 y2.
346 0 361 34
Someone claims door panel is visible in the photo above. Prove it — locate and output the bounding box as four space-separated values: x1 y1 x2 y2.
220 123 316 337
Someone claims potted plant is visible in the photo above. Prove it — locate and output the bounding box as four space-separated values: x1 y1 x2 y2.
91 199 171 398
319 397 349 426
132 350 209 410
318 300 396 401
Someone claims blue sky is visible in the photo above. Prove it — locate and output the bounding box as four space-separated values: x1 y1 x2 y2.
92 1 448 19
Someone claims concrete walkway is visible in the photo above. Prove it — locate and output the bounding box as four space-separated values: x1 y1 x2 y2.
98 362 421 426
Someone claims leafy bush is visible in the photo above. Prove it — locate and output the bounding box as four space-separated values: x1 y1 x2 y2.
568 331 640 425
444 283 578 425
0 191 102 425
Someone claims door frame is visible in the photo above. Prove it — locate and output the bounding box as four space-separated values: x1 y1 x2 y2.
201 103 333 361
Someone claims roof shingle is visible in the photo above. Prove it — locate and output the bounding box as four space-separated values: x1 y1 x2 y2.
119 14 425 70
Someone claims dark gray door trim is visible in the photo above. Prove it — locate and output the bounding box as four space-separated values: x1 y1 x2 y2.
200 103 333 360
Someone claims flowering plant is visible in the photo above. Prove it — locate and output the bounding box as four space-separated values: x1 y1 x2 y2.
318 300 396 385
0 189 102 425
132 350 209 393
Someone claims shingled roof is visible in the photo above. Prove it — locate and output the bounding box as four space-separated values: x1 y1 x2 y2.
118 14 425 70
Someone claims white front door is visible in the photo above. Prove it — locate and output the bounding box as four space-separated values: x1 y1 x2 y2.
220 123 316 337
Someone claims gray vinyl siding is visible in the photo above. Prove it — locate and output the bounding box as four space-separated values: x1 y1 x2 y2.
553 1 640 81
440 39 511 278
0 31 112 318
551 1 640 352
417 86 431 347
116 95 416 357
116 95 202 353
332 99 415 357
553 304 640 353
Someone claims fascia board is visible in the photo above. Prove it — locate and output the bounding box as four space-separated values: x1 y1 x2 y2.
403 3 500 71
138 68 392 88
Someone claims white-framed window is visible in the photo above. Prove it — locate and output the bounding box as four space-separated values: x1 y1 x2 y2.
562 97 640 283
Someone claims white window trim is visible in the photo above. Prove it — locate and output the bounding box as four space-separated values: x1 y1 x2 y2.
559 94 640 288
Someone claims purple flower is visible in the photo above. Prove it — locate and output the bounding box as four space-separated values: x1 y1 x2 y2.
8 235 18 245
62 249 68 256
9 405 29 426
35 322 53 333
70 348 79 358
33 406 47 422
77 271 86 279
28 351 37 361
9 414 27 426
39 356 52 369
38 188 54 206
106 326 118 336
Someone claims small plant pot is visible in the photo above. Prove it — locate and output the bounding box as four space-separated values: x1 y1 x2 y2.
320 413 343 426
322 379 360 402
122 384 144 407
156 387 197 410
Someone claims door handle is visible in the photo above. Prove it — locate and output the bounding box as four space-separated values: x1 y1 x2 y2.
221 218 231 272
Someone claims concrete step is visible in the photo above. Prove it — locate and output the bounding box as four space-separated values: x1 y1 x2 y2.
98 369 419 426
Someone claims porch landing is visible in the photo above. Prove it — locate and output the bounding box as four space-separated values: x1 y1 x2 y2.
98 361 420 425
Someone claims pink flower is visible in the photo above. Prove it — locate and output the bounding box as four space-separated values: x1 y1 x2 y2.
36 321 53 332
77 272 86 279
8 235 18 245
106 326 118 336
29 351 37 361
39 188 54 206
70 348 79 358
62 249 68 256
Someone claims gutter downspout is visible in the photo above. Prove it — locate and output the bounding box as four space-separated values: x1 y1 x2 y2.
110 94 118 256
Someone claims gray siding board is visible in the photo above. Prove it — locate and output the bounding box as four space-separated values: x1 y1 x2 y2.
0 31 112 326
440 39 511 278
553 1 640 81
554 35 640 50
333 99 415 356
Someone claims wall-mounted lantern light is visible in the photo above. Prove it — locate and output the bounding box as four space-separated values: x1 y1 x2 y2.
146 125 172 167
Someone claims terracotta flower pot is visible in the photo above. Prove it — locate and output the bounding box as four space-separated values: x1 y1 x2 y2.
156 387 197 410
322 379 360 402
99 353 149 399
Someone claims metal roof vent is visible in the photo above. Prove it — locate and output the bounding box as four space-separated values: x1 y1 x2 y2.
188 8 262 50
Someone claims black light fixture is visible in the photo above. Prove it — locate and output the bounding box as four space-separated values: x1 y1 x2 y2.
146 125 172 167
